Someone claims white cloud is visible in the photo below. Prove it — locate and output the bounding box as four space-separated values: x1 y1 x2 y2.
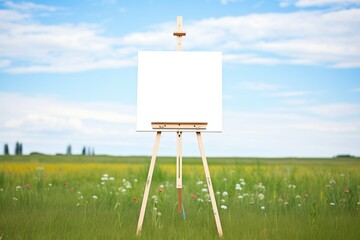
296 0 360 7
1 2 360 73
4 1 58 12
1 92 359 157
305 103 360 117
270 91 312 97
237 81 281 91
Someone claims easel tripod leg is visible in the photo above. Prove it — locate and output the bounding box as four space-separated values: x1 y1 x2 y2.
136 132 162 235
176 131 183 214
196 132 223 238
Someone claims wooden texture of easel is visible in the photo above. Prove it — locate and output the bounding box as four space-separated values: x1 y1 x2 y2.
136 16 223 238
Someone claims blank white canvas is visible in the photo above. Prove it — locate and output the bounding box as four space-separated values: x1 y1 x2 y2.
137 51 222 132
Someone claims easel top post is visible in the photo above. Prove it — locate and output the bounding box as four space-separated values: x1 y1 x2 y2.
173 16 186 51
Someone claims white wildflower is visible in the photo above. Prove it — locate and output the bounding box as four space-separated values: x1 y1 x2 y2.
238 195 243 199
284 201 289 205
288 184 296 189
296 195 301 199
243 193 249 197
16 186 21 191
223 178 227 181
122 178 126 183
159 184 164 188
197 181 203 185
101 176 108 181
157 212 162 216
329 179 336 184
258 193 265 201
220 205 227 209
109 177 115 181
92 195 98 200
298 204 301 207
202 188 208 192
235 184 242 191
221 199 226 203
240 181 246 186
216 191 221 195
13 197 18 201
239 178 245 182
222 191 228 196
101 182 105 185
103 174 109 177
153 207 157 211
261 206 265 210
76 203 80 207
48 183 52 187
151 195 158 202
0 188 3 192
121 188 126 193
330 202 335 206
134 178 138 183
197 198 204 202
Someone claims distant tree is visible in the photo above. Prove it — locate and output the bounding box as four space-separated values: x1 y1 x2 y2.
19 143 23 155
4 144 9 155
66 145 72 155
82 146 86 155
15 142 20 155
87 147 91 156
92 148 95 156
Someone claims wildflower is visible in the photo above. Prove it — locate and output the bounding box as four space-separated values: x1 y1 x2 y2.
343 188 349 193
235 184 242 191
261 206 265 210
220 205 227 209
221 199 226 203
122 178 126 183
202 188 208 192
298 204 301 207
288 184 296 189
103 173 109 177
133 197 139 201
63 183 68 187
48 183 52 187
191 194 197 199
0 188 3 192
92 195 98 200
125 182 132 189
151 195 158 203
25 183 30 190
284 201 289 205
108 176 114 181
223 178 227 181
239 178 245 182
222 191 228 196
134 178 138 183
197 198 204 202
157 188 164 193
101 176 108 181
329 179 336 184
157 212 162 216
76 203 80 207
240 181 246 186
121 188 126 193
101 182 105 185
243 193 249 197
13 197 18 201
16 186 21 191
197 181 203 185
153 207 157 211
159 184 164 188
357 202 360 205
295 195 301 199
204 194 210 199
258 193 265 201
330 202 335 206
238 195 243 199
216 191 220 195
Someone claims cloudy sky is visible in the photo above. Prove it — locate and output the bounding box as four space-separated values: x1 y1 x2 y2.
0 0 359 157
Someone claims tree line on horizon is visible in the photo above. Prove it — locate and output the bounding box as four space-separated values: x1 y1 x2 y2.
3 143 95 156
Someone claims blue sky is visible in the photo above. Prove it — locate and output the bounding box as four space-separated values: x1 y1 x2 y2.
0 0 359 157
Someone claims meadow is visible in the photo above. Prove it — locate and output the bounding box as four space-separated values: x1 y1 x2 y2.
0 155 359 239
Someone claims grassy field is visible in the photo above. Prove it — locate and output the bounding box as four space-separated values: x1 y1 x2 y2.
1 155 360 239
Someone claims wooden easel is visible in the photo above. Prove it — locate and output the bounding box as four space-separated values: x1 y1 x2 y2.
136 17 223 238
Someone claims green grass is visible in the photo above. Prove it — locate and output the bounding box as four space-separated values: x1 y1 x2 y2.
0 155 359 239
